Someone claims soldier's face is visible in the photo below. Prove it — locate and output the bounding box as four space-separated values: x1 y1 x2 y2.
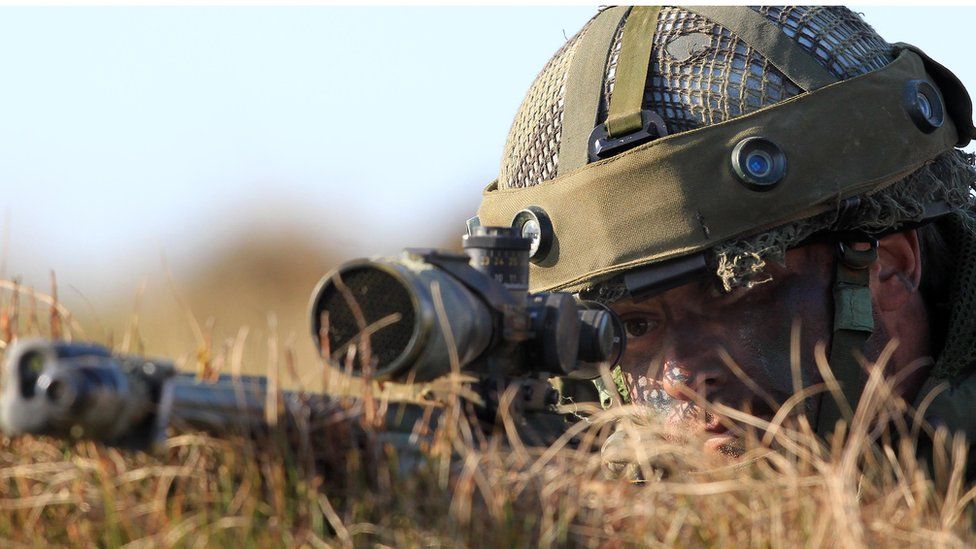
610 243 838 453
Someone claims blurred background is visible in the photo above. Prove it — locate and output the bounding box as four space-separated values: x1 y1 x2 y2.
0 6 973 381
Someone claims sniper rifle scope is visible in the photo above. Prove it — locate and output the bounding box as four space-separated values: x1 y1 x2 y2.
309 226 625 382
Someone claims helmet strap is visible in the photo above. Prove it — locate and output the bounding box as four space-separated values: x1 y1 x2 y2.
604 6 660 138
816 240 878 437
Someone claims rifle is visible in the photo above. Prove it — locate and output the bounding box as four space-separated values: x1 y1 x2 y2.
0 226 624 452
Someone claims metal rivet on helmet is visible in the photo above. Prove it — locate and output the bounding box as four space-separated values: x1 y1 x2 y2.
904 80 945 133
730 137 787 191
512 206 554 263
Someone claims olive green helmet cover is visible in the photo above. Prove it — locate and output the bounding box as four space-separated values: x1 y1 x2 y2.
477 6 976 379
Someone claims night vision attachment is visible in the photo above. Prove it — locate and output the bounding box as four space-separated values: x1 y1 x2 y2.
309 226 624 382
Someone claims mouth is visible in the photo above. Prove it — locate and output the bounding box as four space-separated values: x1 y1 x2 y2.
702 425 739 454
663 403 745 457
630 377 755 457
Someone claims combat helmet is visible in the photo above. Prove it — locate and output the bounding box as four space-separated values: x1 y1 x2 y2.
473 6 976 433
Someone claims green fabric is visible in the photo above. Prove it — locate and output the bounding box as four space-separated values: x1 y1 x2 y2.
895 43 976 147
593 365 631 409
832 264 875 333
710 151 974 296
477 48 967 295
605 6 661 138
557 6 630 177
684 6 837 92
817 259 875 435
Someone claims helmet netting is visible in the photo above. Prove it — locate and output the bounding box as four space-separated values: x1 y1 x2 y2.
933 203 976 379
496 17 586 190
499 6 893 189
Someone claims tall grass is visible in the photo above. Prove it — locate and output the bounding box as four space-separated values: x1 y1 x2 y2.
0 278 973 547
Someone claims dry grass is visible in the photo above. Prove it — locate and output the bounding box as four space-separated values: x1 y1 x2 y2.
0 276 974 547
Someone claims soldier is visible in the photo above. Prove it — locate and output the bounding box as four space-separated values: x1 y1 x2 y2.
473 6 976 464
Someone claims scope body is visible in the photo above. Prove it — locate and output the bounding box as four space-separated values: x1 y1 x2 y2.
309 227 623 382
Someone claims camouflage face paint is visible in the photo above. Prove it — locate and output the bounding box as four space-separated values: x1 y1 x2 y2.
612 244 839 451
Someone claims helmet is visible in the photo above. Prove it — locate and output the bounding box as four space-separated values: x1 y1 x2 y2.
479 5 974 295
473 6 976 431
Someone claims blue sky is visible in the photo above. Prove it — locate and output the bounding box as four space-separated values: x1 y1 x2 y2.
0 6 973 298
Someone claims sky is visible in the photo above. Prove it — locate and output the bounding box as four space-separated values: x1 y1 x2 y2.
0 6 973 300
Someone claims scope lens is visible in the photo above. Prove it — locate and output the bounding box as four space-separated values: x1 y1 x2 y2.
731 137 786 191
313 266 417 375
746 151 772 178
904 80 944 133
917 92 932 119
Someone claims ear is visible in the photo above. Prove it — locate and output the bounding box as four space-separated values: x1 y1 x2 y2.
871 230 922 313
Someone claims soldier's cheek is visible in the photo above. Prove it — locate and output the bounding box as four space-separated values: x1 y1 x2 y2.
714 282 829 409
618 342 665 383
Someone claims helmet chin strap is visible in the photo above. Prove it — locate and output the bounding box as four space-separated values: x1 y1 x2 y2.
815 240 879 437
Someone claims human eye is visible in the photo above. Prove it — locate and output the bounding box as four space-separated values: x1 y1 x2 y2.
621 315 662 339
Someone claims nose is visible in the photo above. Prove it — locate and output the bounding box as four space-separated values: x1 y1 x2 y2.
653 312 732 400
